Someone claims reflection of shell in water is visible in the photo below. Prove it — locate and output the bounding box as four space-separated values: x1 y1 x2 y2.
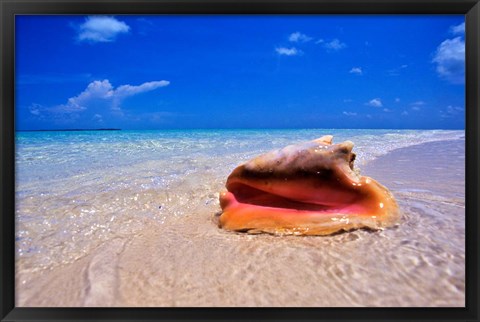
218 135 400 235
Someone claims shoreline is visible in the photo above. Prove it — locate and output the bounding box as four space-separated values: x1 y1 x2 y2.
363 138 464 197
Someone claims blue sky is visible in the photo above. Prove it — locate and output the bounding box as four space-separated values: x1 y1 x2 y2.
16 15 465 130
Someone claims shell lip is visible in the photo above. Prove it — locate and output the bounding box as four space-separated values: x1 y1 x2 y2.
224 180 370 215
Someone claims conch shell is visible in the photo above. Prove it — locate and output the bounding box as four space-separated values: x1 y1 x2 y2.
218 135 400 235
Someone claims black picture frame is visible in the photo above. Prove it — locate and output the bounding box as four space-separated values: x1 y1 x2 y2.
1 0 479 321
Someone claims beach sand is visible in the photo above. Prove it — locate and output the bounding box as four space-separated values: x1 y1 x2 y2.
15 139 465 307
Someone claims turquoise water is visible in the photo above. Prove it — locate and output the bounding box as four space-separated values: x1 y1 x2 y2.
16 128 464 184
15 129 465 306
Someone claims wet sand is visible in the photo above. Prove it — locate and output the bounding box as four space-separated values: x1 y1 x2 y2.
16 139 465 307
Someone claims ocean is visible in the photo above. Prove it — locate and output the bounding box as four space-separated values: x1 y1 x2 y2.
15 129 465 307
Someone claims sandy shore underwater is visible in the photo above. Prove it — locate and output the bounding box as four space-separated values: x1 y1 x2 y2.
16 138 465 307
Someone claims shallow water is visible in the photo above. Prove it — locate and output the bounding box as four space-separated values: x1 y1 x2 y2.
15 129 465 307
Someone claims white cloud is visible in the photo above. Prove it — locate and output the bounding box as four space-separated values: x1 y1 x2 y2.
29 103 42 116
111 80 169 111
114 81 170 98
401 110 409 116
447 105 463 113
349 67 362 75
30 79 170 116
432 36 465 84
366 98 382 107
395 98 400 103
323 39 346 51
450 22 465 35
343 99 353 103
388 64 408 76
343 111 357 116
410 101 425 111
315 39 324 44
64 80 113 112
288 32 312 43
78 16 130 43
411 101 426 106
93 114 104 123
275 47 301 56
383 108 391 112
440 105 464 118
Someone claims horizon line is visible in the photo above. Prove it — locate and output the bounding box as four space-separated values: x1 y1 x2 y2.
15 127 465 132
